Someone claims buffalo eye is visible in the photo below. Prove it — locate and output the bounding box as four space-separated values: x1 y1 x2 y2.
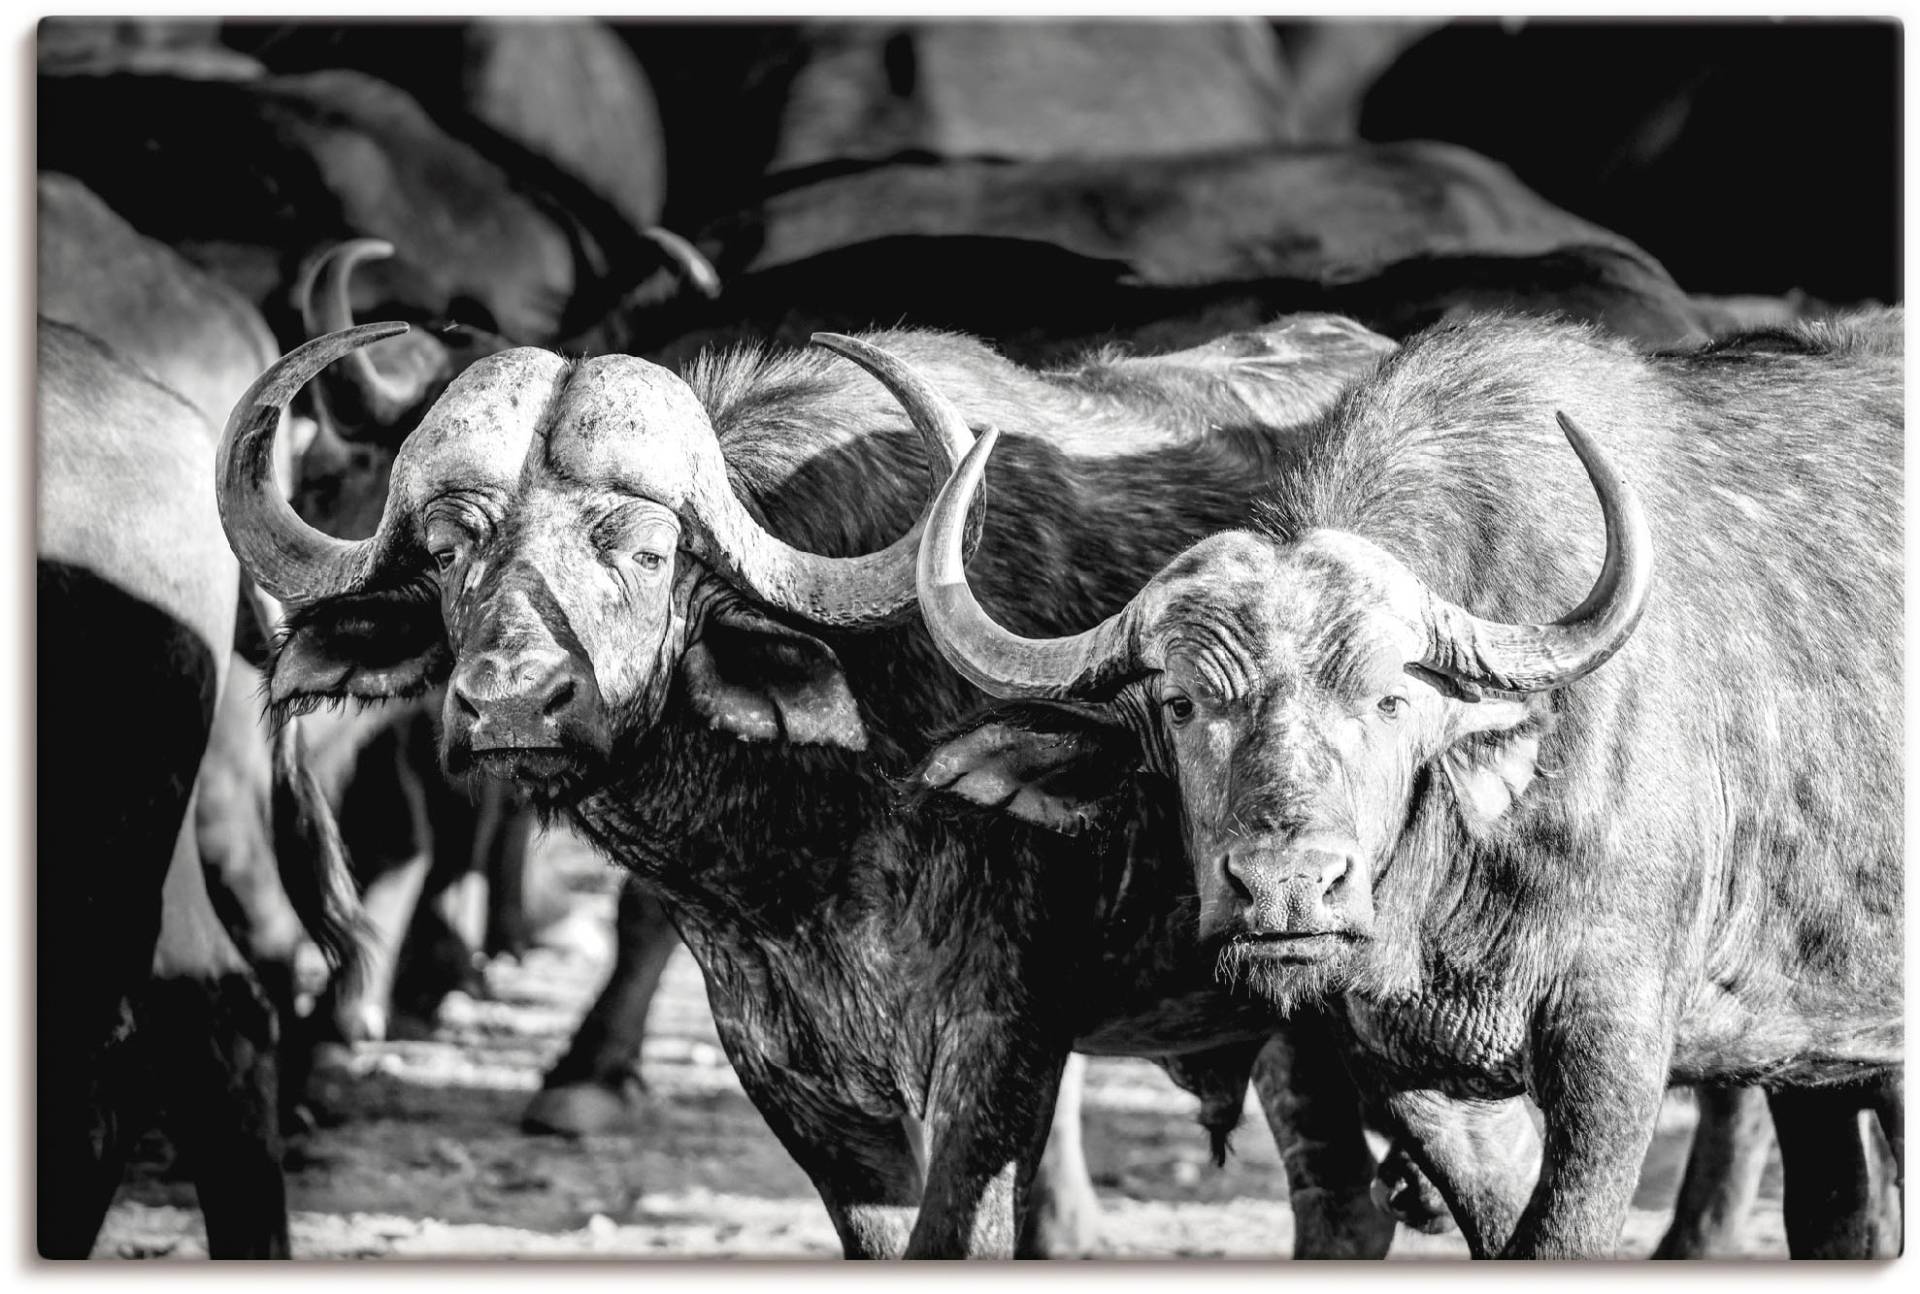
1377 694 1408 720
1163 694 1195 727
423 512 476 574
592 503 680 572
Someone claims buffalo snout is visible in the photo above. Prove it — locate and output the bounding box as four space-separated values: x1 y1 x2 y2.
445 647 608 777
1217 842 1372 948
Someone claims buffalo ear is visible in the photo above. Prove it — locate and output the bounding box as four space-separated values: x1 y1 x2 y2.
681 602 867 750
268 589 449 714
1436 698 1548 836
911 703 1143 834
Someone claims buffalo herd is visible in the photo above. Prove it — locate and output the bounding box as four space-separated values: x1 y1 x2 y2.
33 16 1901 1260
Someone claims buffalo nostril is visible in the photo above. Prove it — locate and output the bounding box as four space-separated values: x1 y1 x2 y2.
453 687 480 720
541 679 577 719
1222 855 1253 904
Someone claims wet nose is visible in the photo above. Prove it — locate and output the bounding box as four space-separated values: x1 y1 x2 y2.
449 649 590 746
1222 847 1353 931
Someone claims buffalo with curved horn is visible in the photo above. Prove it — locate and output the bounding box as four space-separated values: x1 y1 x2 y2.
911 309 1903 1258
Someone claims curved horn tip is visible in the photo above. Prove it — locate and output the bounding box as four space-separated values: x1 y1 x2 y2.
1554 409 1601 457
254 321 414 407
1415 407 1652 696
320 236 396 266
1552 409 1648 525
298 236 396 286
348 236 396 260
328 319 412 348
920 425 999 589
643 226 721 299
914 415 1142 699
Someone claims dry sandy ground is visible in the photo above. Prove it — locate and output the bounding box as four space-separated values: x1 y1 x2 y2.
95 829 1790 1261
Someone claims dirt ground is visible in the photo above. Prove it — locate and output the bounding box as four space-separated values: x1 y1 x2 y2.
95 828 1790 1261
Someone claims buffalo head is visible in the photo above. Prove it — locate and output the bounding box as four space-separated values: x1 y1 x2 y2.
217 324 972 801
910 399 1651 1005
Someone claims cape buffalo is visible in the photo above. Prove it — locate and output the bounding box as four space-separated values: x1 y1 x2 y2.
40 172 370 1121
226 18 669 238
37 64 704 353
213 311 1454 1257
37 319 356 1257
908 310 1903 1257
638 137 1717 371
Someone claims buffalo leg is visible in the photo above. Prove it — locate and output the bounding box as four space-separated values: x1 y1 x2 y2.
1769 1085 1889 1258
1253 1015 1397 1258
298 844 430 1122
1653 1084 1773 1258
148 828 290 1257
1504 1003 1675 1258
37 1021 137 1258
390 890 487 1031
313 725 434 1051
319 846 431 1045
1015 1053 1100 1257
524 876 678 1135
195 654 309 1132
143 974 290 1258
480 787 539 956
389 764 504 1032
735 1076 926 1258
1371 1138 1457 1236
1373 1087 1540 1257
907 1045 1066 1257
1869 1071 1903 1255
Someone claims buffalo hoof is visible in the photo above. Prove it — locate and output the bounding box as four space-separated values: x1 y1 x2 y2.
1293 1186 1400 1258
521 1078 645 1138
1370 1146 1457 1236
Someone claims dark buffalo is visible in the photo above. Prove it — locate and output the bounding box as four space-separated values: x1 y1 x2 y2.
36 63 701 353
226 18 669 238
908 309 1903 1256
214 311 1455 1257
613 18 1300 238
37 319 356 1257
39 318 237 1256
629 137 1720 370
40 171 364 1140
732 19 1298 174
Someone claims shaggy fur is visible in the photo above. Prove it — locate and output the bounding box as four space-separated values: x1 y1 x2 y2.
917 308 1903 1257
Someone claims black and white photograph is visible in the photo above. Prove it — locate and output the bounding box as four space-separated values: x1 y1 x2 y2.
19 9 1905 1263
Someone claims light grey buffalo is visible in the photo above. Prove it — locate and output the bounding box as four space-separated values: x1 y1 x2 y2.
910 310 1903 1257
